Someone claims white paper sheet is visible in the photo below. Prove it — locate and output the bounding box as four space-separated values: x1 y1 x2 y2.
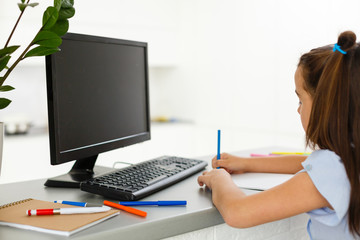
231 173 294 191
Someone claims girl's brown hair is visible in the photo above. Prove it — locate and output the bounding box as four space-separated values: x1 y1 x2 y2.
298 31 360 236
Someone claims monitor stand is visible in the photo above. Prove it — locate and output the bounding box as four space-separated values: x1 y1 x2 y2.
44 155 113 188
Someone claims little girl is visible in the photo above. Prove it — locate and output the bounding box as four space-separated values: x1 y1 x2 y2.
198 31 360 240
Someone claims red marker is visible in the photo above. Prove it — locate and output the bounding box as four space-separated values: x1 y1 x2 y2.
103 200 147 217
26 206 111 216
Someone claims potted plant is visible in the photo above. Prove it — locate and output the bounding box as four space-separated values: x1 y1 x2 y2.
0 0 75 109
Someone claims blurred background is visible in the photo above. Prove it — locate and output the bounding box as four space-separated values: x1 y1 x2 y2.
0 0 360 183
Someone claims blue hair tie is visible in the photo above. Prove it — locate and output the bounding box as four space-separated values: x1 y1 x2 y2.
333 43 347 54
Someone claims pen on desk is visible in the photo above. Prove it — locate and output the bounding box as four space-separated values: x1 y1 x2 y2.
270 152 311 155
103 200 147 217
27 206 111 216
118 201 187 206
250 153 273 157
54 200 104 207
217 129 221 169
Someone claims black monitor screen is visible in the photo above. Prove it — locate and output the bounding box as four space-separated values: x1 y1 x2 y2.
46 33 150 165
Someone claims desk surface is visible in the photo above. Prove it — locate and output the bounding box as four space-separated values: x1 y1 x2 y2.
0 153 260 240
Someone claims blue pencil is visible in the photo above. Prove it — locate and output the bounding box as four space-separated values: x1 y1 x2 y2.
217 130 221 169
119 201 187 206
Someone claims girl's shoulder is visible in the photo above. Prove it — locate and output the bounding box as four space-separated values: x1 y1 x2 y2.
301 149 347 186
302 149 350 226
302 149 342 170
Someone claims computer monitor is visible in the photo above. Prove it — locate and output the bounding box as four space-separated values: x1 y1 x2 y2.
44 33 150 188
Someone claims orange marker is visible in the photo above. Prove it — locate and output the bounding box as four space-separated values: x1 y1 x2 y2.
103 200 147 217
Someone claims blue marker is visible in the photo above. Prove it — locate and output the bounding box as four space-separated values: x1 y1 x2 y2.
217 129 221 169
118 201 187 206
54 200 103 207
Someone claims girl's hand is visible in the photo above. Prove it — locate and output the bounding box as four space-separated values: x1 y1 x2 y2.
212 153 247 174
197 168 232 190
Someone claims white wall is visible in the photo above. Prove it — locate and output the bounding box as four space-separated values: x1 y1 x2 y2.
1 0 360 151
180 0 360 150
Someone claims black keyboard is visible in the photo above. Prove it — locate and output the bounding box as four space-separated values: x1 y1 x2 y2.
80 156 208 200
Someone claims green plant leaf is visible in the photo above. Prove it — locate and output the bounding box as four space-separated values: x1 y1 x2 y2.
18 2 39 11
33 31 59 42
0 98 11 109
48 19 69 36
24 46 59 58
0 85 15 92
36 38 62 48
0 56 11 72
42 7 59 30
33 31 62 47
18 3 26 11
0 46 20 58
61 0 74 8
58 7 75 20
54 0 62 11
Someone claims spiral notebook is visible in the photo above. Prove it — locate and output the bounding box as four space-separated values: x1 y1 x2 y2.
0 198 120 236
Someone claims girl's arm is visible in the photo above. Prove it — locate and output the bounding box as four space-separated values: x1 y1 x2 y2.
213 153 307 174
198 169 331 228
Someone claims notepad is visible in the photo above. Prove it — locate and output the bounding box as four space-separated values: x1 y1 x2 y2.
0 198 120 236
232 173 293 191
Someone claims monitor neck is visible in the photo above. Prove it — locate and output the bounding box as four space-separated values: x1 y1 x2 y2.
69 155 97 177
44 155 113 188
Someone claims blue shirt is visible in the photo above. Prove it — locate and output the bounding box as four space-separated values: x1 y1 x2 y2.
301 150 358 240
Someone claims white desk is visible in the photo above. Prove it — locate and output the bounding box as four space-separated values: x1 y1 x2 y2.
0 149 309 240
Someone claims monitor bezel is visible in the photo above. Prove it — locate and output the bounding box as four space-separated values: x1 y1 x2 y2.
46 32 151 166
